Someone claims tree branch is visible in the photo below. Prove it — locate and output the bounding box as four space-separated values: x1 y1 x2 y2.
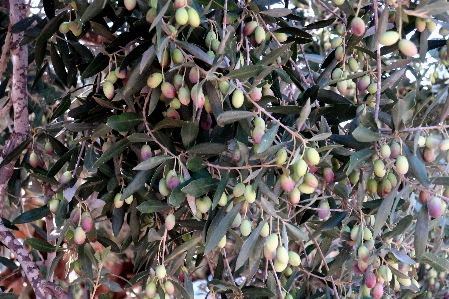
0 0 73 298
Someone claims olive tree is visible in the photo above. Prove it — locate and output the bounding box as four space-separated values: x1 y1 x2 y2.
1 0 449 298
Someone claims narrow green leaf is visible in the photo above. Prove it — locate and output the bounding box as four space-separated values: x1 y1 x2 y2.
346 149 375 175
81 53 109 79
260 197 281 219
285 222 309 242
296 99 311 131
136 200 170 213
36 11 68 44
25 238 63 252
227 65 266 80
212 171 229 209
154 119 186 131
50 94 71 121
308 133 331 142
352 125 381 142
149 0 170 32
92 138 131 168
390 249 416 265
204 202 244 254
258 180 279 204
255 123 280 154
235 219 268 269
133 155 173 171
415 204 429 261
12 206 50 224
421 252 449 272
121 170 153 200
216 111 256 126
384 215 413 239
80 0 107 23
168 279 191 299
257 43 293 66
403 144 430 188
181 178 219 198
181 121 199 149
372 184 399 237
187 143 227 155
0 138 32 168
165 236 202 263
107 113 143 132
260 8 291 17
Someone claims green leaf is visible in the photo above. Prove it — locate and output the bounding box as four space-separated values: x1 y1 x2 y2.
186 157 206 172
403 144 430 188
235 219 268 269
136 200 170 213
198 0 238 10
81 53 109 79
0 293 20 299
256 43 293 66
25 238 63 252
165 236 202 263
346 149 375 175
216 111 256 126
431 177 449 186
415 204 429 261
212 171 229 210
92 123 113 139
308 133 331 142
187 143 227 155
29 173 59 186
260 197 281 219
372 184 399 237
304 18 336 30
92 138 131 168
107 113 143 132
127 133 153 143
274 27 312 39
204 81 224 118
12 206 50 224
296 99 311 130
11 15 38 33
255 123 280 154
204 201 243 254
242 286 275 298
80 0 107 23
258 180 279 204
181 121 199 149
227 65 266 80
384 215 413 239
50 94 71 121
421 252 449 272
181 178 219 197
153 119 186 131
133 155 173 171
285 222 309 242
168 186 187 207
317 89 353 105
121 169 153 200
390 249 416 265
36 11 68 44
352 125 381 142
260 8 291 17
0 138 32 168
168 279 192 299
149 0 170 32
176 41 226 67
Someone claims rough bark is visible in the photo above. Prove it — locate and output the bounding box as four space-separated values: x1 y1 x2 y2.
0 0 73 298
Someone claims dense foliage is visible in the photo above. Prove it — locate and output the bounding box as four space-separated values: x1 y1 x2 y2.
3 0 449 298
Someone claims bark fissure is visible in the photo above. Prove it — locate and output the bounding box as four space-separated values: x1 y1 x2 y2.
0 0 73 298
